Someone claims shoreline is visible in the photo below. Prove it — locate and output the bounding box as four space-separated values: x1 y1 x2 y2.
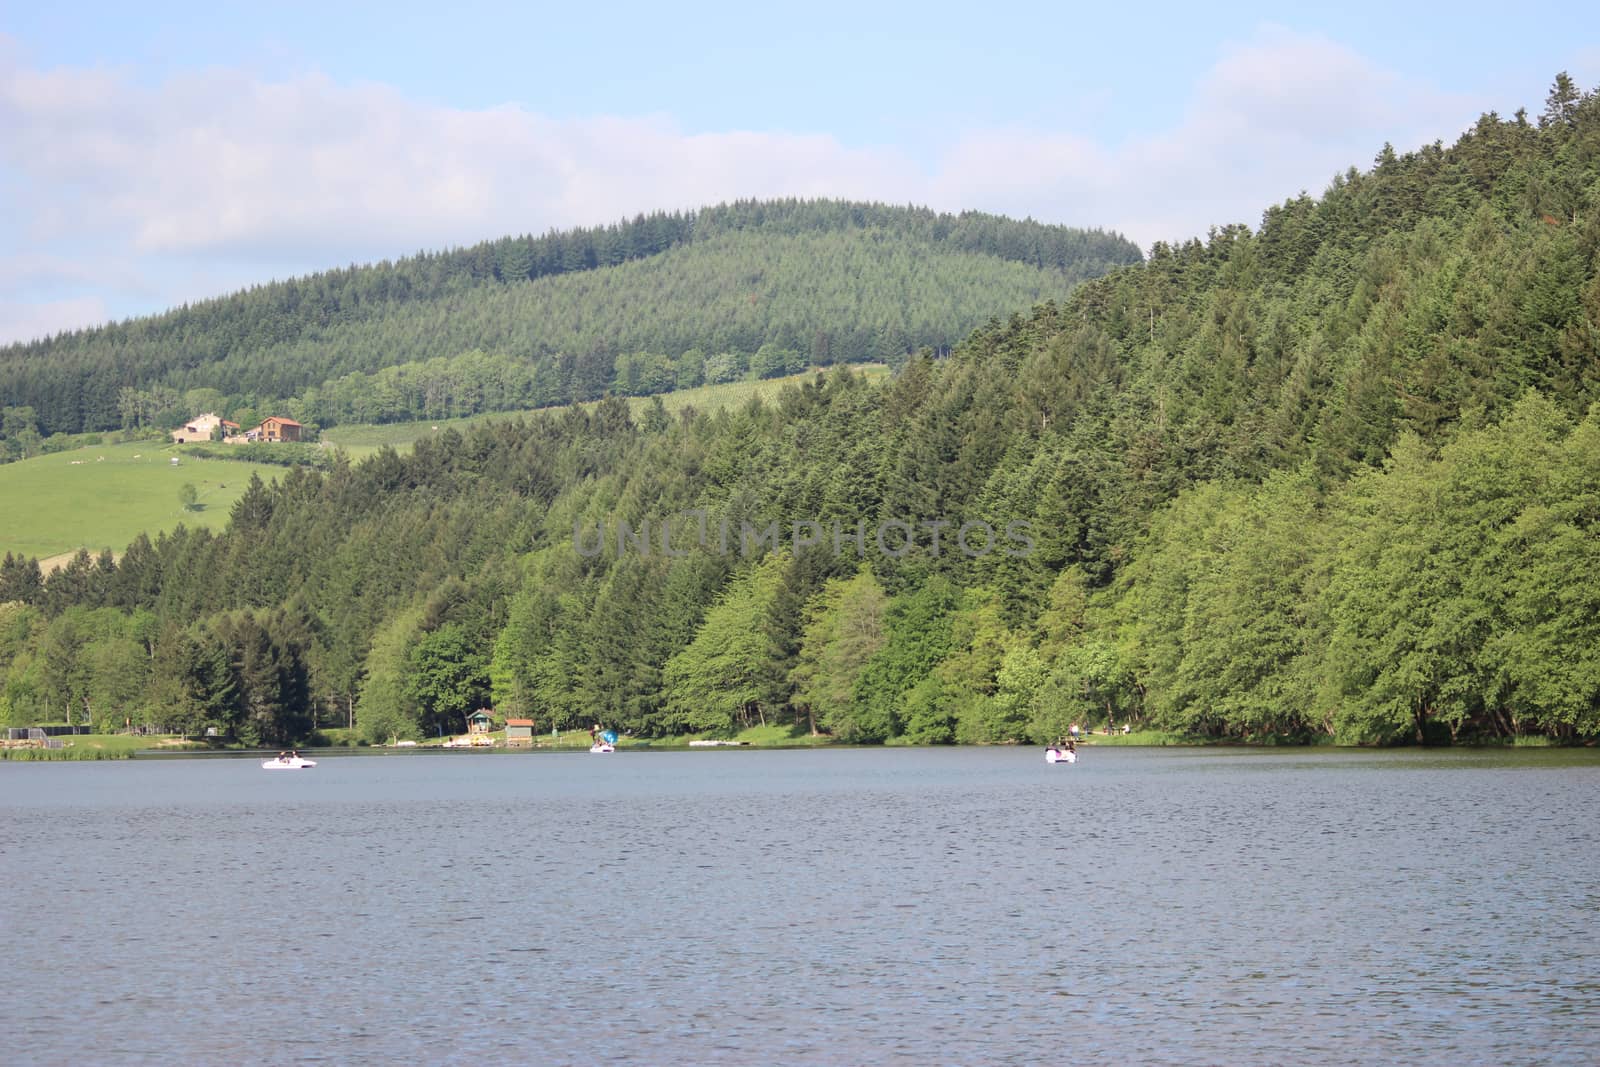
7 730 1593 761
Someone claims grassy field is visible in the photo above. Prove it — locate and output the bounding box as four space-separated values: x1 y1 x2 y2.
0 441 283 564
1 367 892 564
0 733 204 759
319 365 890 458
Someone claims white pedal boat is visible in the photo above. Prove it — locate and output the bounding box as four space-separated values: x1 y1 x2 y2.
1044 747 1076 765
589 742 614 754
262 755 317 770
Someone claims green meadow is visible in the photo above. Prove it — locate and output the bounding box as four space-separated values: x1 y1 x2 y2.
318 366 890 458
0 442 283 565
2 368 891 564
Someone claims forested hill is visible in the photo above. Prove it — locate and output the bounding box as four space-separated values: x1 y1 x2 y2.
0 201 1141 435
3 77 1599 748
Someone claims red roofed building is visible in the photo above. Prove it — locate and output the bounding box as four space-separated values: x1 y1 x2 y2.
250 416 303 443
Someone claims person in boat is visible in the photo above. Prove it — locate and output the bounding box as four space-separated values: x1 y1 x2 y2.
1066 738 1075 753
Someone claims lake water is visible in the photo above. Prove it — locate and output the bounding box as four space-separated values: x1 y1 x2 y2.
2 747 1597 1065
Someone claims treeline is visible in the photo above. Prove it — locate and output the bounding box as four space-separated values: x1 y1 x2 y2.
250 232 1071 426
0 203 1141 438
2 379 1595 746
1 77 1598 746
1116 395 1600 742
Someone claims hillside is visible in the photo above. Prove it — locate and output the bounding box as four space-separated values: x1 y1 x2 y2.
2 77 1598 748
0 444 287 564
0 200 1140 438
0 370 888 563
314 365 890 458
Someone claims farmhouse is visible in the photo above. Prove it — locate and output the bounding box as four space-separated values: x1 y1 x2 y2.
170 413 240 444
246 416 303 443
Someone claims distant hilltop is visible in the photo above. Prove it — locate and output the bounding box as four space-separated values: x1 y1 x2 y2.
0 200 1142 437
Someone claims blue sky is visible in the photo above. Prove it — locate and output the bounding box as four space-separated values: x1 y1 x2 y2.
2 1 1596 344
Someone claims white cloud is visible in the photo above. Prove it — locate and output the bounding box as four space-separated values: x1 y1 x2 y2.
0 26 1493 341
927 26 1483 246
0 296 109 345
1 56 914 262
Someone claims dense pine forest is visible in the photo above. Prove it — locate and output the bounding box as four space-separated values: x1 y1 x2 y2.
2 77 1599 747
0 201 1140 441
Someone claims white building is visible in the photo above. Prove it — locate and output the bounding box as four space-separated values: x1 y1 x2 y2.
171 413 240 443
